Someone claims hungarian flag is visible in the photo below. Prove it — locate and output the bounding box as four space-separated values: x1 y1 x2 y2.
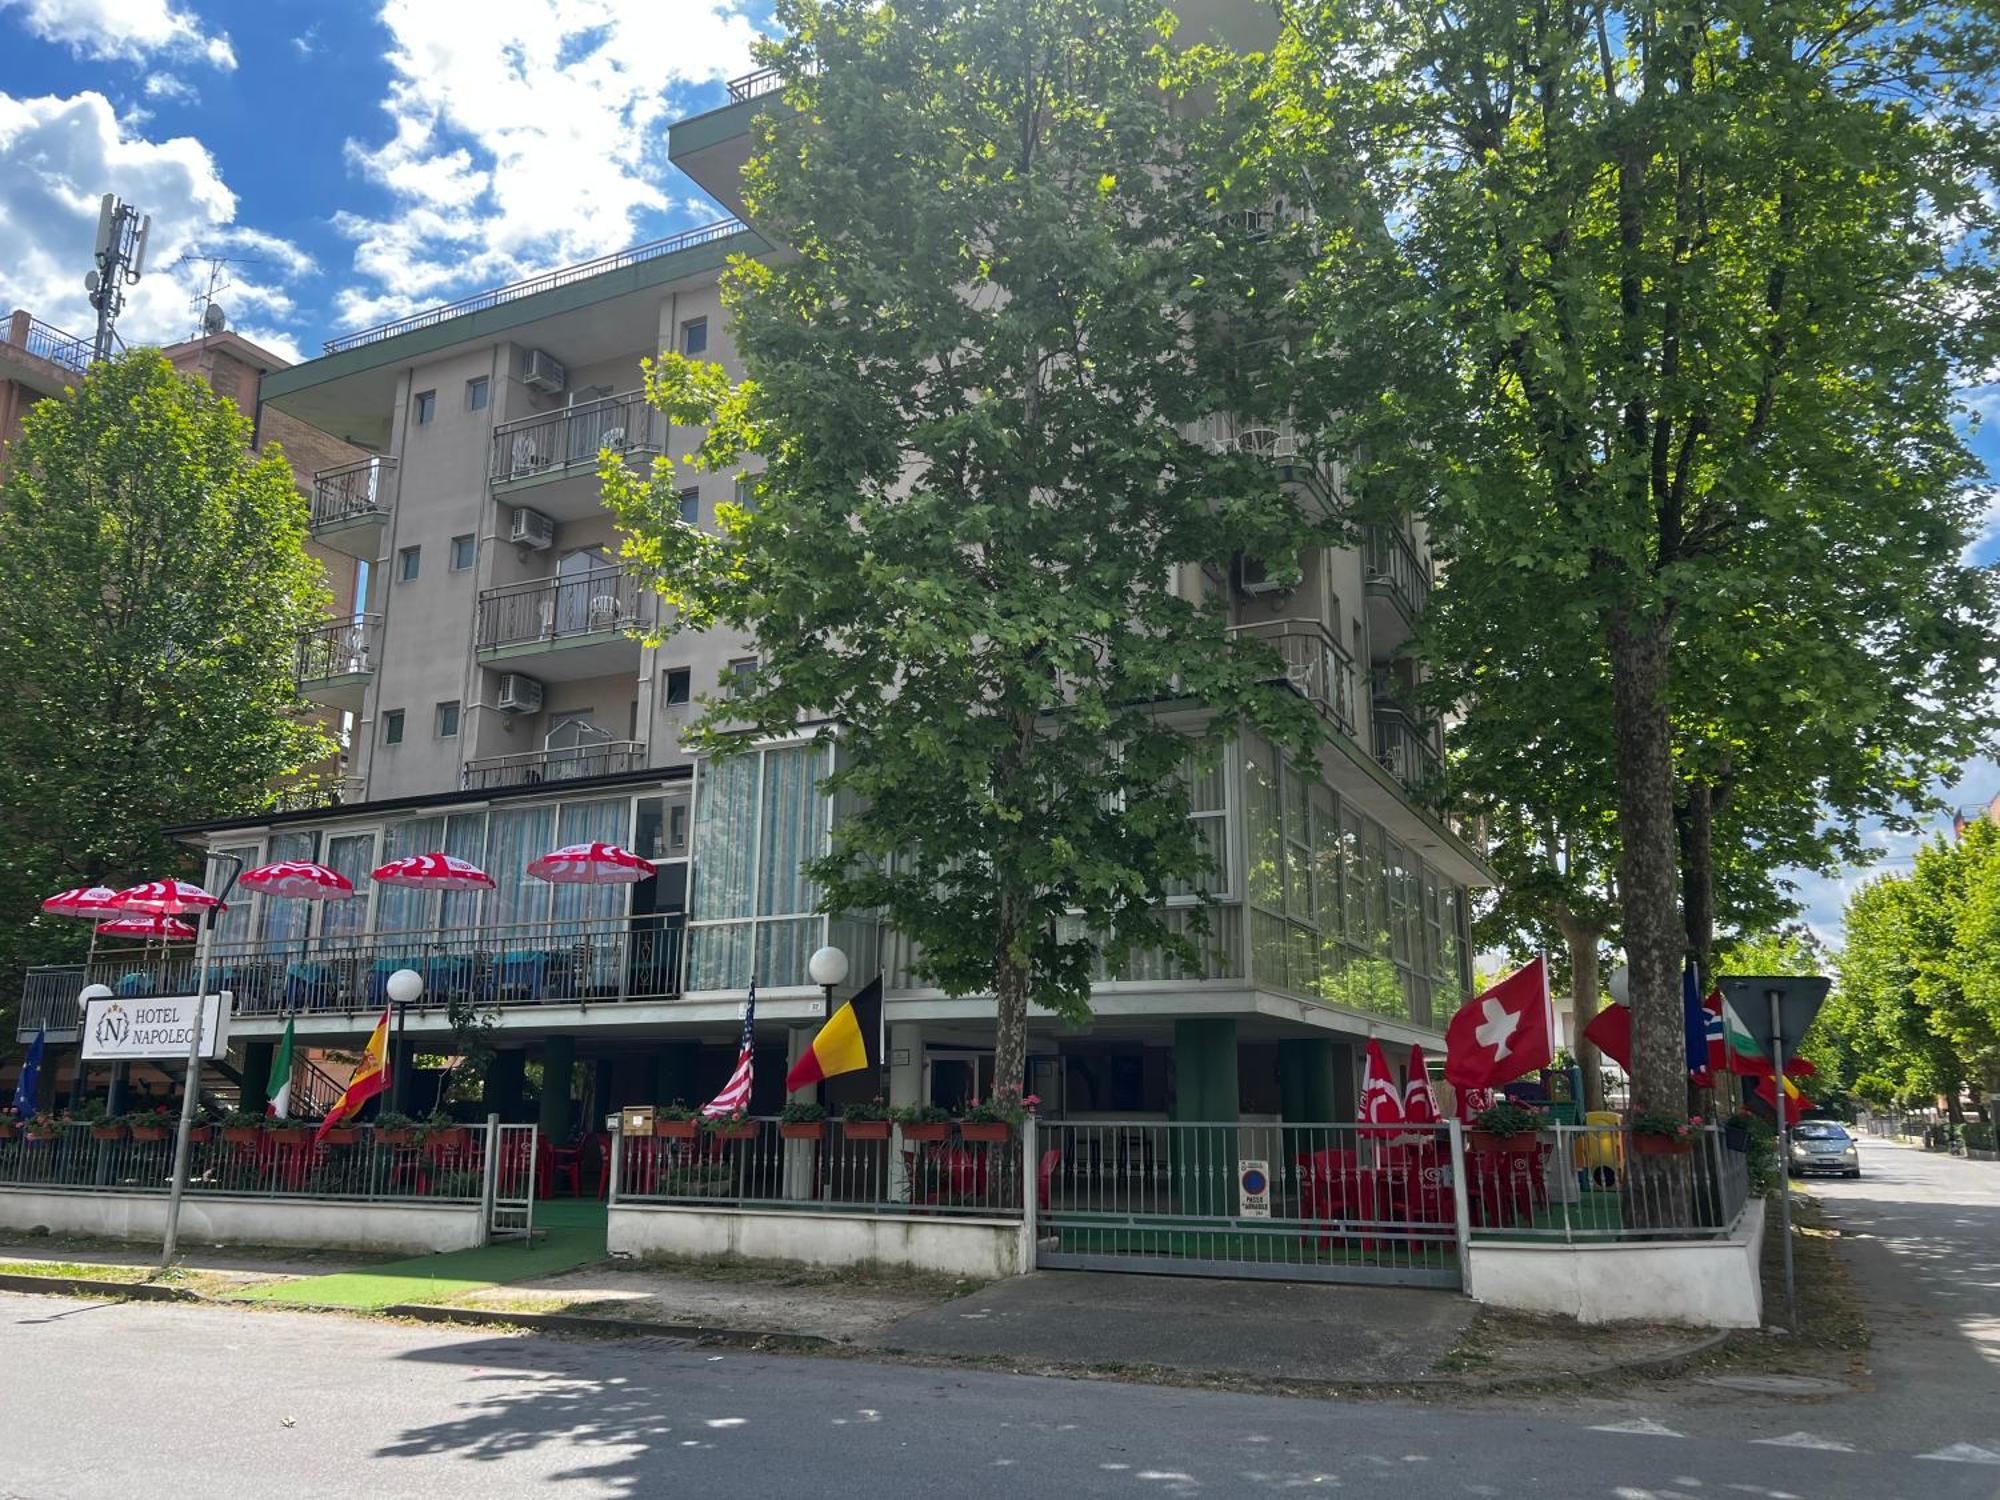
784 977 883 1092
1445 956 1553 1089
1360 1038 1406 1136
266 1016 296 1119
1403 1043 1443 1126
315 1006 391 1146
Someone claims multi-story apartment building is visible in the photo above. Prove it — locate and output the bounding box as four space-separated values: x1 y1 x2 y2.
16 65 1491 1142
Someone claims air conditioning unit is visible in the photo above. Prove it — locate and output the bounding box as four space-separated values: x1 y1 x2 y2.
522 348 567 394
1236 553 1290 598
509 506 555 550
495 672 544 715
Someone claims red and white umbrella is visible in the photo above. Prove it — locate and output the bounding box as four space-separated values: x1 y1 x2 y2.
240 859 356 901
41 885 122 919
371 853 495 891
526 842 656 885
96 914 198 943
108 879 227 917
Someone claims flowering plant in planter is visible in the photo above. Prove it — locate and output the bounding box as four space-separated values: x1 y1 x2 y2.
1471 1101 1544 1138
219 1108 267 1144
654 1101 700 1139
961 1087 1040 1141
420 1111 471 1149
126 1107 177 1142
372 1111 421 1145
778 1100 827 1139
0 1105 22 1139
77 1101 127 1140
703 1107 759 1140
891 1101 952 1142
1628 1110 1699 1154
839 1097 892 1139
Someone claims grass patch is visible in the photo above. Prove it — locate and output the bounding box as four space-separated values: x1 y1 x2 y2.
0 1260 151 1284
1690 1190 1869 1379
619 1252 985 1300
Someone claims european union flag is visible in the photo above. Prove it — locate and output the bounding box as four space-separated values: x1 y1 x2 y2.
11 1028 44 1118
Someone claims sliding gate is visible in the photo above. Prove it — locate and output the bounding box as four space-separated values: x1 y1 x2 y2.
1036 1120 1463 1287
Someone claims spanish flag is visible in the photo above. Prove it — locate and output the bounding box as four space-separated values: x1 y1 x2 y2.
315 1005 392 1145
785 977 883 1091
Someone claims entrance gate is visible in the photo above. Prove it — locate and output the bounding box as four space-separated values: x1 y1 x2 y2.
1036 1120 1465 1288
483 1120 540 1243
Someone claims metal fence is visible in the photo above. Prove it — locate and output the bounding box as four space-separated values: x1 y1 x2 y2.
611 1117 1028 1219
20 315 93 373
1364 523 1432 618
726 65 786 101
296 615 381 683
1228 618 1359 739
474 568 649 651
491 390 664 484
0 1121 492 1202
1462 1123 1748 1244
462 740 649 791
310 456 396 529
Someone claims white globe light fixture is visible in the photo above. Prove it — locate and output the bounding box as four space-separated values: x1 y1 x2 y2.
383 968 424 1111
808 945 850 991
1607 966 1631 1006
385 968 425 1006
79 983 114 1004
74 984 116 1110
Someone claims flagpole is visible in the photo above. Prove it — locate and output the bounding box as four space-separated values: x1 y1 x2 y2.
161 853 241 1270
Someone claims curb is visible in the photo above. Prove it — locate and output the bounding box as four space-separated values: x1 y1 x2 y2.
378 1301 835 1350
0 1271 199 1302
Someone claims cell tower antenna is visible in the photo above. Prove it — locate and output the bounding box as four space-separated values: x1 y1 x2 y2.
85 194 150 363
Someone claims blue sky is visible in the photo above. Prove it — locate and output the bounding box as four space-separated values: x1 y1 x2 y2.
1 0 1993 946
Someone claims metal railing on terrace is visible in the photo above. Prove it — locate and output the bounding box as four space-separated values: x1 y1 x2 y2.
1372 693 1443 792
322 219 750 354
18 965 85 1037
463 740 648 791
1364 523 1432 619
1229 617 1358 738
475 568 648 652
726 64 786 101
1463 1123 1749 1243
17 315 92 374
310 456 396 529
296 614 381 683
491 390 663 484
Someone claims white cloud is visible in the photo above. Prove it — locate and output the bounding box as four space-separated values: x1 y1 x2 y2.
230 325 308 366
291 25 319 58
332 0 763 328
0 90 308 351
142 72 195 102
0 0 235 69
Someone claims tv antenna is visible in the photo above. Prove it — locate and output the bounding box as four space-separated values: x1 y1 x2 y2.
175 250 269 341
85 195 150 363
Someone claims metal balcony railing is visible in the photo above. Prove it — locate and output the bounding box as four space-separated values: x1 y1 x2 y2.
18 315 92 374
1373 695 1443 791
18 964 86 1038
310 456 396 529
1364 524 1432 620
463 741 648 791
726 64 786 101
1228 618 1359 738
296 615 381 684
490 390 663 484
475 569 646 652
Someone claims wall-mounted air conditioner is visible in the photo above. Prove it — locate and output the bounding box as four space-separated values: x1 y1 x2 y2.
509 506 555 550
522 348 567 394
496 672 544 715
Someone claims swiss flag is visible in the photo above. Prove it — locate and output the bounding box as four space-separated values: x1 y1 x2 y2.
1445 957 1554 1090
1403 1043 1443 1126
1360 1038 1406 1137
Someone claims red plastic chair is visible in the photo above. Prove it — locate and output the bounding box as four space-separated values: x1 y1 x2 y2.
538 1139 583 1198
1037 1148 1063 1212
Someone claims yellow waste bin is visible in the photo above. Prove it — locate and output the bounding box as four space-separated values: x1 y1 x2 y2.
1575 1109 1625 1186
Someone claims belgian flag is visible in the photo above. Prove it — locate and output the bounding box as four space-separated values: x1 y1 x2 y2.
785 976 883 1090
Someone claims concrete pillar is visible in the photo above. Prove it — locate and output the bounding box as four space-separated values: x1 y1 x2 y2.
782 1026 815 1200
484 1048 526 1119
1278 1038 1339 1122
1172 1019 1238 1216
537 1035 575 1143
887 1022 924 1201
239 1041 275 1115
652 1042 702 1109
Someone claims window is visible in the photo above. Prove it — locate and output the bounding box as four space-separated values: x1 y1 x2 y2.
383 709 405 745
449 534 476 571
665 667 691 706
398 545 421 582
678 487 701 526
414 389 436 426
436 700 461 738
687 743 829 989
466 377 489 412
680 317 707 356
724 658 757 698
733 472 760 514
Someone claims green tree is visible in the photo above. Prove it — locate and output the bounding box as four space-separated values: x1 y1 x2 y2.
1272 0 2000 1117
606 0 1329 1091
0 351 335 1042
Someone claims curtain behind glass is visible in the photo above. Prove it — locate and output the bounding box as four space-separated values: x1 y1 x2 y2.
757 745 825 917
259 832 316 946
377 816 443 932
207 844 258 948
440 812 489 929
553 799 630 931
693 755 757 921
321 833 375 941
486 805 555 932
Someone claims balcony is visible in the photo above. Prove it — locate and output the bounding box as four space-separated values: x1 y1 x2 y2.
1372 688 1443 793
490 390 665 521
1228 617 1359 739
1363 524 1431 658
726 64 786 101
308 456 396 560
474 567 649 682
463 740 647 791
296 614 380 713
18 964 86 1042
1182 411 1337 514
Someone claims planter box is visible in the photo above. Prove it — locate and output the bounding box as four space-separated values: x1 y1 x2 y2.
0 1124 18 1141
841 1120 891 1140
654 1120 700 1140
320 1128 361 1147
1632 1135 1695 1157
778 1121 825 1141
1470 1130 1540 1156
374 1129 417 1146
129 1126 172 1144
423 1128 472 1152
959 1122 1012 1144
89 1125 128 1142
900 1122 951 1144
187 1126 213 1145
222 1127 264 1145
709 1124 760 1142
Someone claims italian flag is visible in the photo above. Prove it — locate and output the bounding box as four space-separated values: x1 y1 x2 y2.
266 1016 296 1119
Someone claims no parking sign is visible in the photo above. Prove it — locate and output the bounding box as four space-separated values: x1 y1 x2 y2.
1239 1159 1271 1218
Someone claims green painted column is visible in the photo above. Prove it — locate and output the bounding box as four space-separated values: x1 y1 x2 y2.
239 1041 275 1115
1172 1019 1239 1217
652 1042 702 1109
483 1048 526 1119
538 1036 575 1143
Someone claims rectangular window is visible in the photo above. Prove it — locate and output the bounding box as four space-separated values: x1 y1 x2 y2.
436 700 461 738
449 534 476 571
733 472 760 514
398 545 421 582
678 487 701 526
383 709 405 745
687 742 828 990
466 377 489 412
414 389 436 426
724 658 756 698
665 667 691 706
680 317 708 356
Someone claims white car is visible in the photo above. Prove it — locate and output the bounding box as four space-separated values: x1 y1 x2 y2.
1788 1120 1861 1178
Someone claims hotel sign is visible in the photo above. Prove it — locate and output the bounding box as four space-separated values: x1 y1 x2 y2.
81 993 232 1061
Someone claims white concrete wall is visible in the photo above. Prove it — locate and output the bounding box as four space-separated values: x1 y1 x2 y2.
610 1203 1030 1280
1465 1200 1766 1329
0 1189 485 1255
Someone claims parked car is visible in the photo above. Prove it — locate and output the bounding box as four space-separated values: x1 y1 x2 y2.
1788 1120 1861 1178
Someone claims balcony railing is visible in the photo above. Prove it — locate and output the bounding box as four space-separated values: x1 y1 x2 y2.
16 315 92 374
726 64 786 101
475 568 646 652
21 913 688 1029
296 615 381 684
1365 524 1432 621
463 741 648 791
1373 694 1443 791
1229 617 1358 737
491 390 663 485
310 456 396 529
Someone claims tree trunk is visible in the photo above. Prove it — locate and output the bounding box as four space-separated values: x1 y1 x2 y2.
992 898 1030 1104
1608 607 1685 1119
1559 914 1606 1114
1676 780 1740 1114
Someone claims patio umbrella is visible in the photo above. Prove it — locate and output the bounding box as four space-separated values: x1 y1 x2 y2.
108 879 227 917
371 852 495 890
1360 1037 1406 1139
1402 1043 1443 1127
40 885 121 919
240 859 356 901
526 841 656 884
95 914 198 942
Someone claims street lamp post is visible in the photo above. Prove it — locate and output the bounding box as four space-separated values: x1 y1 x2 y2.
385 968 424 1113
807 944 849 1021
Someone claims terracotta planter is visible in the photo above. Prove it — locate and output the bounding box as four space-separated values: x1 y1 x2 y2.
24 1130 59 1144
959 1121 1012 1143
841 1119 891 1141
268 1127 311 1146
374 1129 417 1146
130 1126 172 1144
1470 1130 1540 1156
709 1123 760 1142
1631 1134 1694 1157
0 1123 18 1140
187 1125 213 1145
778 1121 826 1141
654 1120 700 1140
423 1127 472 1152
320 1128 361 1147
89 1124 128 1141
900 1122 951 1144
222 1126 264 1145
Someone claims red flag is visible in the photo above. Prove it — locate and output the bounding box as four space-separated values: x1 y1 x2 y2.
1403 1043 1442 1126
1704 989 1727 1075
1360 1038 1406 1136
1580 1002 1632 1072
315 1007 391 1146
1445 957 1553 1090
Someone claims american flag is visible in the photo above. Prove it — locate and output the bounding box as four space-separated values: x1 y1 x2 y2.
701 983 757 1117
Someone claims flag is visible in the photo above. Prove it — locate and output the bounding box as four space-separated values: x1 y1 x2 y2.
1683 960 1709 1077
1580 1003 1632 1071
784 977 882 1092
266 1016 297 1120
1445 957 1553 1089
1403 1043 1442 1126
11 1029 44 1118
1753 1072 1806 1125
1703 990 1727 1076
1360 1038 1406 1136
315 1007 391 1146
1722 994 1765 1075
702 984 757 1118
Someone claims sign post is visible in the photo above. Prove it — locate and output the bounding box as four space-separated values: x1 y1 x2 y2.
161 855 242 1269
